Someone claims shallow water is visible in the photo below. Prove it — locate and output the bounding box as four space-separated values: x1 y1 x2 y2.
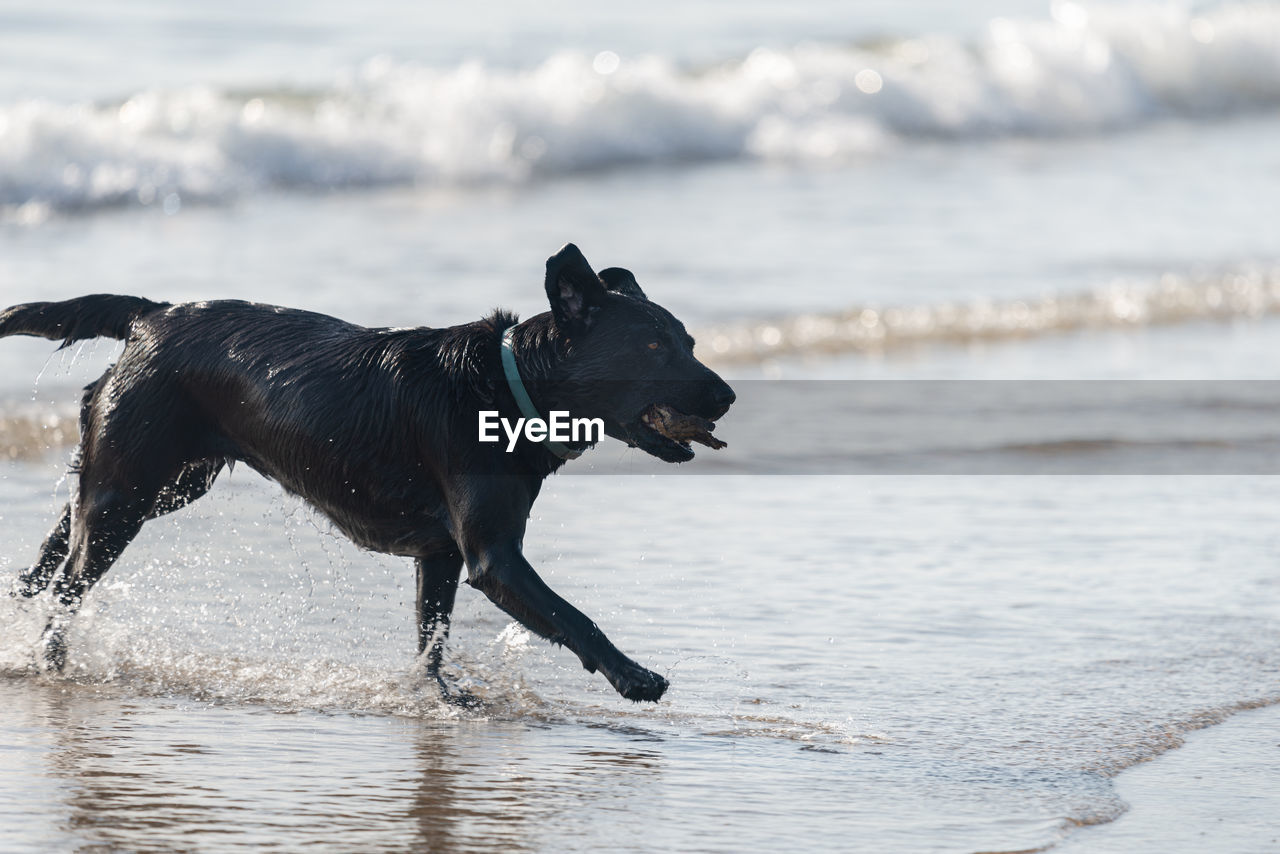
4 1 1280 851
4 465 1280 851
1055 703 1280 853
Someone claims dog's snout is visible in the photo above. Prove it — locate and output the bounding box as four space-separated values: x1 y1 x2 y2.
709 381 735 419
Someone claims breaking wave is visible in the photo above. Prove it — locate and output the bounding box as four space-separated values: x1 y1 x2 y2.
2 2 1280 217
699 265 1280 364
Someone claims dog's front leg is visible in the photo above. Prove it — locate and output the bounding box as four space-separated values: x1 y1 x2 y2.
415 552 463 678
465 542 668 702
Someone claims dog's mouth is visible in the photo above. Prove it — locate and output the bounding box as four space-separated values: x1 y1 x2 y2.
630 403 726 463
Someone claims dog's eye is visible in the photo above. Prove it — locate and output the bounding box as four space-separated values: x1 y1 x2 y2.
647 341 661 351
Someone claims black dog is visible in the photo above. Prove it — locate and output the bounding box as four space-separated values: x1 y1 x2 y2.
1 244 734 702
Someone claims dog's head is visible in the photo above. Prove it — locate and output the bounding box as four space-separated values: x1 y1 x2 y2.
542 243 735 463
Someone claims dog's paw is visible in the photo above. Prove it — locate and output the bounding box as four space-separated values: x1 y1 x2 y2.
8 570 42 599
609 661 669 703
428 668 487 711
38 628 68 673
437 678 485 710
441 688 486 710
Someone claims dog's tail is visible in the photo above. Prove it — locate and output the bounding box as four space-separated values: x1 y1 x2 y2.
0 294 170 347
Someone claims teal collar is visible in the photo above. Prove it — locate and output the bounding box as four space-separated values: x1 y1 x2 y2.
500 326 583 460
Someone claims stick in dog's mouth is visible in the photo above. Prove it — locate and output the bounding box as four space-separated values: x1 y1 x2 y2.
640 403 727 450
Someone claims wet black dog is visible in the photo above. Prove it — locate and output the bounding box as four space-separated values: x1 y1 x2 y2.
1 244 734 702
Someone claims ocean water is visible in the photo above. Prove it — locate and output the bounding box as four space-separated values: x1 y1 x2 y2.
3 1 1280 851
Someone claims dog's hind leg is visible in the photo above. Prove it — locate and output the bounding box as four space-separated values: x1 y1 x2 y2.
11 375 104 599
147 459 223 519
10 503 72 599
12 461 220 602
40 483 156 671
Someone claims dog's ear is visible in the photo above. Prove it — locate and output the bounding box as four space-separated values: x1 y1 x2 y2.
545 243 607 334
598 267 647 301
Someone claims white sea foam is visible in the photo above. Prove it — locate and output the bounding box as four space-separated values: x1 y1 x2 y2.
1 3 1279 215
699 265 1280 364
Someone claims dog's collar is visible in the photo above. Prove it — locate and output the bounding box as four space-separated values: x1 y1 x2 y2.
500 326 582 461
